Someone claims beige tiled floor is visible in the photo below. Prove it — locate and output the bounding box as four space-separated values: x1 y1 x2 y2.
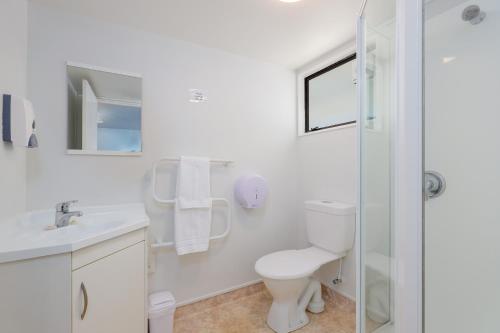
174 283 356 333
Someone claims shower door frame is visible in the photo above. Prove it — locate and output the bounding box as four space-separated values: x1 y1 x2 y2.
356 0 424 332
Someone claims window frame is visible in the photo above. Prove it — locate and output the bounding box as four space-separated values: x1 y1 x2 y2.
304 53 357 133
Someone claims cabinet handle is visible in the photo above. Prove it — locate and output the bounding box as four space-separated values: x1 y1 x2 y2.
80 282 88 320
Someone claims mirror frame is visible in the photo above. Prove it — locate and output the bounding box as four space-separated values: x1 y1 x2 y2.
66 61 143 157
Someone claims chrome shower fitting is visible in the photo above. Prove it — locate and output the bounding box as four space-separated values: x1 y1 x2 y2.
462 5 486 25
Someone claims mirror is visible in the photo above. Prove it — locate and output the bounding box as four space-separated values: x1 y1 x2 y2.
304 54 356 133
66 63 142 155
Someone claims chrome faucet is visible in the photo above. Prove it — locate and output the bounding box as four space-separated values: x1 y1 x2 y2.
55 200 83 228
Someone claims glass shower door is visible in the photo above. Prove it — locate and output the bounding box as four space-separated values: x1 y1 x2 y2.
358 0 396 332
424 0 500 332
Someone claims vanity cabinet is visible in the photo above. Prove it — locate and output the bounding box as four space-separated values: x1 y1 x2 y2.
0 228 147 333
71 230 146 333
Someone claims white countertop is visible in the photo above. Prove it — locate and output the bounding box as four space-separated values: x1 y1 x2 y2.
0 203 150 264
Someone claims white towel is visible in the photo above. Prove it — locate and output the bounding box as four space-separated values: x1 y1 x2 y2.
176 156 211 209
174 156 212 255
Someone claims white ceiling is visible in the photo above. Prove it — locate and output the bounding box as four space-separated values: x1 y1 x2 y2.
29 0 361 69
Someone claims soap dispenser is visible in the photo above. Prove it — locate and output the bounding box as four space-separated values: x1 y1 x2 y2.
2 94 38 148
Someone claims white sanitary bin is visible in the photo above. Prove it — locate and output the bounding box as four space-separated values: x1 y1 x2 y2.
149 291 176 333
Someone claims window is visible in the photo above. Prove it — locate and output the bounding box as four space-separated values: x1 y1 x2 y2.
304 54 356 133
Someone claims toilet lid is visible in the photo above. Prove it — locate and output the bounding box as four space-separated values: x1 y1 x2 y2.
255 247 341 280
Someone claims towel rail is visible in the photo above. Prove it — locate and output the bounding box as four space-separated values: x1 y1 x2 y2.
150 157 233 250
150 198 231 249
152 157 233 204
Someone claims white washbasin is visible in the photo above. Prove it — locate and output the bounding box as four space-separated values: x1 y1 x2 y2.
0 203 149 264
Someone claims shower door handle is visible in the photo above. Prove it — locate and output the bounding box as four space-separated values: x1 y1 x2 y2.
424 171 446 200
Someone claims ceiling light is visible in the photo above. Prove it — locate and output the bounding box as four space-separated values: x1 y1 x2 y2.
280 0 302 2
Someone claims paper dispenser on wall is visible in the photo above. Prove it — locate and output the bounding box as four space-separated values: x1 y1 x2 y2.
2 94 38 148
234 174 268 209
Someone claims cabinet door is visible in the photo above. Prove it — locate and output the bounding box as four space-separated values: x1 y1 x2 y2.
72 242 145 333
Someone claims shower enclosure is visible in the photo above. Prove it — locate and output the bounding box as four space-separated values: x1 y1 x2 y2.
358 0 500 332
357 0 396 332
424 0 500 332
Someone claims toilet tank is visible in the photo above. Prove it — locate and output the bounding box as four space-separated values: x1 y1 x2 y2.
305 200 355 255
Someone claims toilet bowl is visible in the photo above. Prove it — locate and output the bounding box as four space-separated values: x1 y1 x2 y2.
255 247 341 332
255 200 355 333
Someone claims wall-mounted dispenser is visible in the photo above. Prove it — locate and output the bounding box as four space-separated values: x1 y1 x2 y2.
2 94 38 148
234 174 268 209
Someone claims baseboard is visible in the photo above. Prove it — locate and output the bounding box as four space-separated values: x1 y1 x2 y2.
330 286 356 302
366 305 390 324
372 321 394 333
176 279 263 307
177 279 356 307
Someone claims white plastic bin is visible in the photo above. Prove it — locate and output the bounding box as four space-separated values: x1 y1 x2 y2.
149 291 176 333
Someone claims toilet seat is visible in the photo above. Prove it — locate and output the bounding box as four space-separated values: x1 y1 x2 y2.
255 246 341 280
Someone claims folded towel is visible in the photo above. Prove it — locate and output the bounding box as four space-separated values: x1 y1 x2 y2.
176 156 211 209
174 156 212 255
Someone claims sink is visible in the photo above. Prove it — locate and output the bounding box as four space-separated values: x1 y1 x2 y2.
0 203 149 264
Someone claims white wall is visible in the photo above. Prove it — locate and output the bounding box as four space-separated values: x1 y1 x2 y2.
0 0 28 222
296 43 358 300
424 1 500 331
27 4 299 304
297 127 357 299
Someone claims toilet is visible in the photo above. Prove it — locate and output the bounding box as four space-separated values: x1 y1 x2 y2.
255 200 355 333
